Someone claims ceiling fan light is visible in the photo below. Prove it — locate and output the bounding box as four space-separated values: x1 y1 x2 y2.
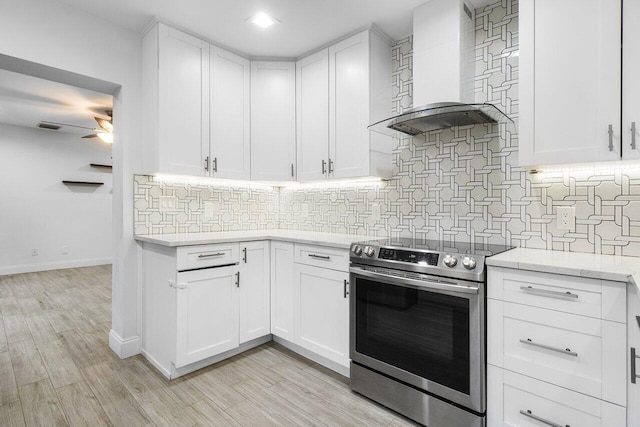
251 12 276 29
98 132 113 143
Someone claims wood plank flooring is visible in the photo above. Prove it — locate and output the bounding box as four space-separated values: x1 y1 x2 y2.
0 266 418 426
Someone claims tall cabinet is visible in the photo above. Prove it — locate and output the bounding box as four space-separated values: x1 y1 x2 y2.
624 0 640 161
296 28 393 181
143 23 251 178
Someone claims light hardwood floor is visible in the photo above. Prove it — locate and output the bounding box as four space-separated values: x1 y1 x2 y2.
0 265 417 426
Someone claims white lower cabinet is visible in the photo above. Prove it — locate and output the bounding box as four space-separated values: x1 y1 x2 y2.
488 267 628 425
629 283 640 426
175 265 239 367
238 241 270 344
270 241 295 341
294 263 349 367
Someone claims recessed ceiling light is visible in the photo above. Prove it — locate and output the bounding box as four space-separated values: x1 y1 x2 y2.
250 12 277 29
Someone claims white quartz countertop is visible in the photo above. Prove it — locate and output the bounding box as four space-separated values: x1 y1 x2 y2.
134 230 380 249
488 247 640 289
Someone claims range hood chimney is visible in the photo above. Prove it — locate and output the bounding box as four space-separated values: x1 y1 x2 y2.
369 0 512 137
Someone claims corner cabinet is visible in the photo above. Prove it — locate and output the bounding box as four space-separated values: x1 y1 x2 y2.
250 62 296 181
142 23 251 178
296 28 393 181
519 0 622 167
140 241 270 379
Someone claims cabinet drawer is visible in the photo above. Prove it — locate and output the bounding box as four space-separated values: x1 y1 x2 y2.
177 243 239 271
488 366 626 427
488 301 626 406
488 267 625 322
294 244 349 272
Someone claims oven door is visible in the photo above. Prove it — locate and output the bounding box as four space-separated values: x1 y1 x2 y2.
350 265 485 413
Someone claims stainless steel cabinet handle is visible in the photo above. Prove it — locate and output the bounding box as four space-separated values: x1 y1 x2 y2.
308 254 330 260
213 157 218 172
204 156 210 172
235 271 240 288
321 159 327 175
198 252 225 258
632 122 637 150
632 347 640 384
519 409 567 427
242 247 247 263
344 280 349 298
328 158 334 174
608 124 614 152
291 163 294 177
520 338 578 357
520 286 579 299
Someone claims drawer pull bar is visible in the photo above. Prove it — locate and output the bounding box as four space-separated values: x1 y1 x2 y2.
520 286 579 299
520 338 578 357
519 409 568 427
198 253 225 258
632 347 640 384
308 254 331 260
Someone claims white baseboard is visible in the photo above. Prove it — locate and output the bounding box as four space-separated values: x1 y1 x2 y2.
109 330 141 358
0 257 113 275
273 335 350 378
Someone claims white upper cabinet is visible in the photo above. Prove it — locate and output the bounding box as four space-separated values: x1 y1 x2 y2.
624 0 640 160
210 47 251 179
519 0 622 167
250 61 296 181
296 49 330 181
297 28 392 181
145 23 210 176
143 23 250 178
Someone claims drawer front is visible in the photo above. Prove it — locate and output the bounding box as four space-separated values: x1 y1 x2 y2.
489 301 626 405
294 244 349 272
489 267 603 318
177 243 239 271
488 366 626 427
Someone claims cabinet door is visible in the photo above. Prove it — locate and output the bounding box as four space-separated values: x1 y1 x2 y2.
175 266 238 368
519 0 621 167
210 47 251 179
250 62 296 181
294 264 349 367
629 283 640 426
158 24 209 176
329 32 370 179
239 241 270 344
624 0 640 160
270 241 295 341
296 49 329 181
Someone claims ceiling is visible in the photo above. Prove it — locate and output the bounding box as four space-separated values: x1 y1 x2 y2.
0 69 113 136
53 0 496 58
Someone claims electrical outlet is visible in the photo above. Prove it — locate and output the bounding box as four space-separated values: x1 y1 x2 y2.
31 249 38 256
61 246 69 255
372 203 381 221
159 196 177 213
557 206 575 231
204 202 214 219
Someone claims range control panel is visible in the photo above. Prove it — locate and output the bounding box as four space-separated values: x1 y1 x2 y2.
378 248 439 266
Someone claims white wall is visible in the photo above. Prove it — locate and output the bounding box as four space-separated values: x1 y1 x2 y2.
0 123 113 274
0 0 143 357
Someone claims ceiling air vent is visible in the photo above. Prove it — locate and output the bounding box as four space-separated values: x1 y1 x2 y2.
37 122 61 131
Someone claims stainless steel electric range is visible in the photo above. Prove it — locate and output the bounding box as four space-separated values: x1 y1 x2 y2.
349 238 513 427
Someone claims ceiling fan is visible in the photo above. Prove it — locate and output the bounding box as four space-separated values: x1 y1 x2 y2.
38 109 113 143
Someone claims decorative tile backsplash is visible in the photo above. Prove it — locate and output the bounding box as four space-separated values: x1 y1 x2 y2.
135 0 640 257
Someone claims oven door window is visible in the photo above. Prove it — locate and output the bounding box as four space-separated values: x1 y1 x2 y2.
355 277 470 394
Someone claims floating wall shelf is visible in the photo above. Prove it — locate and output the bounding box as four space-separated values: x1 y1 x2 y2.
90 163 113 169
62 180 104 186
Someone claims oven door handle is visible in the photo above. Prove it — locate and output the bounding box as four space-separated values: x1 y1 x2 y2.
349 266 479 295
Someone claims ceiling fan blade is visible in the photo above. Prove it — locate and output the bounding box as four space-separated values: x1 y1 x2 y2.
41 121 97 131
94 117 113 132
82 134 99 139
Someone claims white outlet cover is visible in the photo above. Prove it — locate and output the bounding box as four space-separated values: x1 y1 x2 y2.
159 196 177 213
557 206 575 231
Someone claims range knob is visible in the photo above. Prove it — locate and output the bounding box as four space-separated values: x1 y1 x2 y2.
352 245 363 256
364 246 375 257
462 256 477 270
443 254 458 268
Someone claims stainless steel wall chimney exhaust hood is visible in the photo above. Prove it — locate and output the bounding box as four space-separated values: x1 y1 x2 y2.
370 0 513 138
